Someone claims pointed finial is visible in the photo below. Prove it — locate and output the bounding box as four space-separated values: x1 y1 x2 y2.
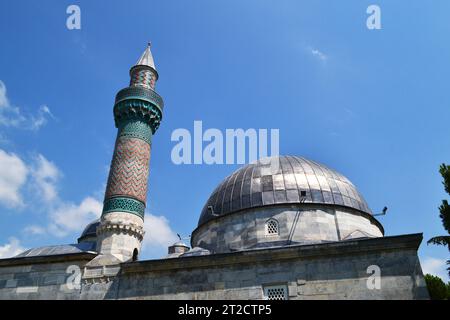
134 43 156 70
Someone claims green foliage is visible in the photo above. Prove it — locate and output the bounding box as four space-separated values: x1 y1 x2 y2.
424 274 449 300
428 163 450 277
439 200 450 236
440 164 450 195
428 236 450 247
439 164 450 234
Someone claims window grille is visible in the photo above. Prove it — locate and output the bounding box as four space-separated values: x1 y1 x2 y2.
263 285 288 300
265 219 279 236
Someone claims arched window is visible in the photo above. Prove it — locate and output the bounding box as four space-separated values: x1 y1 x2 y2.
132 248 139 262
265 219 279 236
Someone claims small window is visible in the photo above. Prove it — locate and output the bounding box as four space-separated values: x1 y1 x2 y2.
265 219 279 236
263 285 288 300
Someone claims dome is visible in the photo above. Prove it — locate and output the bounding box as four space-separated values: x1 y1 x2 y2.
193 155 383 254
198 156 372 226
165 241 190 259
77 219 100 243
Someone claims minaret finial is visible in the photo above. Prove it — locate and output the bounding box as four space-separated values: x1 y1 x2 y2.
133 43 157 72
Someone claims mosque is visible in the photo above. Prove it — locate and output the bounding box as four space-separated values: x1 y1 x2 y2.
0 45 429 300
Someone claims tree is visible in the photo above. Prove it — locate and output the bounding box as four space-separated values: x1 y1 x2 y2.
424 274 449 300
427 164 450 277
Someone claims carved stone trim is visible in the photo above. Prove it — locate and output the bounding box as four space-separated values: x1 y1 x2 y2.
97 222 145 241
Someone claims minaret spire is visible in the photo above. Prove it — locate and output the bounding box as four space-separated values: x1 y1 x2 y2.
94 43 164 264
129 43 158 88
134 42 156 71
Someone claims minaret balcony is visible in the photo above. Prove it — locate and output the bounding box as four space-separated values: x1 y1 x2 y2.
115 86 164 111
113 98 162 133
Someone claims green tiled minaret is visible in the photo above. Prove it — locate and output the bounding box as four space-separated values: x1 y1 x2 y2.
96 44 164 262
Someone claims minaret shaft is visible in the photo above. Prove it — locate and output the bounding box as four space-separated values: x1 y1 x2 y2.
96 44 163 263
104 125 152 210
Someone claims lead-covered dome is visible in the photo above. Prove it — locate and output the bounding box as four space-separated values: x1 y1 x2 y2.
198 156 372 226
78 219 100 243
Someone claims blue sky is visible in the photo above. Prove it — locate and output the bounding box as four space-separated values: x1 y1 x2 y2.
0 0 449 280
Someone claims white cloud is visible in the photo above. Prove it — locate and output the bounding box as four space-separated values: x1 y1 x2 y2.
422 257 449 281
0 80 53 130
0 237 26 258
0 151 61 209
0 149 100 239
0 81 10 107
31 154 61 203
307 46 328 62
142 213 178 258
23 225 46 236
0 80 26 127
48 197 102 237
30 105 55 131
0 149 28 208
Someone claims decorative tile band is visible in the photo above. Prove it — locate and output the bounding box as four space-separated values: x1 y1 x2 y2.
113 99 162 133
105 136 151 203
102 197 145 219
118 119 153 145
130 68 156 90
115 86 164 111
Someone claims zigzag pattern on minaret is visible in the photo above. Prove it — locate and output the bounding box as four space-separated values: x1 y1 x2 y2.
105 137 151 203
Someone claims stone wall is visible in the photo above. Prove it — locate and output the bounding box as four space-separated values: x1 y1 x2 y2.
0 253 95 299
191 205 384 254
0 234 429 300
108 233 427 300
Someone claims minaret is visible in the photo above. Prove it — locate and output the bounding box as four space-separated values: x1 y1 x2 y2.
96 44 163 263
